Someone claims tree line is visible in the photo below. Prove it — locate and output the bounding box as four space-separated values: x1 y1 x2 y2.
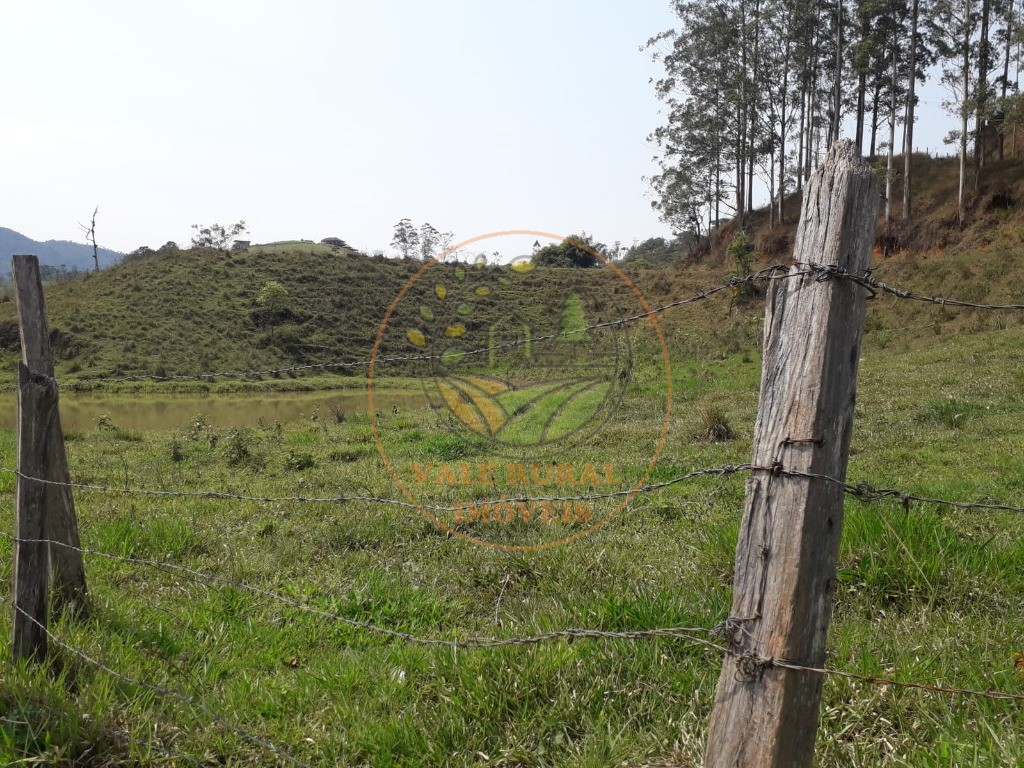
648 0 1022 235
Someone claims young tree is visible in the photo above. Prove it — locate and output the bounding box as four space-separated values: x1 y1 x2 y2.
935 0 980 223
256 280 292 339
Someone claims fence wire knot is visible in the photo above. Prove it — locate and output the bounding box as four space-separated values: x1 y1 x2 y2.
848 482 887 502
734 651 772 682
801 262 879 299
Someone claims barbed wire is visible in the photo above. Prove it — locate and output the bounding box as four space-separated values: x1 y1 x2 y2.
12 604 311 768
757 464 1024 514
799 262 1024 311
10 543 1024 704
764 656 1024 702
0 464 752 512
3 460 1023 516
0 531 727 650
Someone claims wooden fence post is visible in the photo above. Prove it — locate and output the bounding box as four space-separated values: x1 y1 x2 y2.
704 140 879 767
12 255 87 618
12 362 57 661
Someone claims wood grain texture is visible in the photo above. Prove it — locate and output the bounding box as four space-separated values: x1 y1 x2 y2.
12 255 87 611
704 140 879 768
12 363 56 661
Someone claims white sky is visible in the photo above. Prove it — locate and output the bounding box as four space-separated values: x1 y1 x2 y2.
0 1 956 256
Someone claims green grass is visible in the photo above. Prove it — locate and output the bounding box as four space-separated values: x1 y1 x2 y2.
1 319 1024 766
4 153 1024 764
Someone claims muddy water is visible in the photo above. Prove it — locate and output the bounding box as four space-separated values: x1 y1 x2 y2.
0 388 428 432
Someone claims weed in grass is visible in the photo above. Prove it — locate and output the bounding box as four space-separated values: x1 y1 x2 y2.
223 427 262 467
698 406 734 442
284 448 316 471
916 398 987 429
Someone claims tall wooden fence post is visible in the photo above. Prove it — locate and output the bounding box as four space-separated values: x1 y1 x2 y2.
704 140 879 767
11 256 87 633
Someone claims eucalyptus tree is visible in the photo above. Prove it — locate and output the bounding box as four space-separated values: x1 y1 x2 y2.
648 1 744 232
933 0 980 223
391 218 420 259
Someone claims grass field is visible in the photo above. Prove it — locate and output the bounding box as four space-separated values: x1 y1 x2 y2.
2 153 1024 765
2 307 1024 766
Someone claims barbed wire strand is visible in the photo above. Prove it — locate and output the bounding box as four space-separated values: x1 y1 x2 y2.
3 461 1023 516
755 464 1024 514
10 550 1024 703
0 465 752 512
12 604 311 768
0 531 726 651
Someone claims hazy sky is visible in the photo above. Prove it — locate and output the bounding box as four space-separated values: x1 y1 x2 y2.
1 1 955 256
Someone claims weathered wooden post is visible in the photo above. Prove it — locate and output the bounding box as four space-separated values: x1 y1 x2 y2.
704 140 878 767
12 362 56 661
11 256 87 658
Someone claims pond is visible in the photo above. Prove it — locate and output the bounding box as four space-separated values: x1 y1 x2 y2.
0 387 429 432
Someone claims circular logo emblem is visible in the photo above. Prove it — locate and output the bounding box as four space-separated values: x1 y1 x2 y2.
369 230 671 550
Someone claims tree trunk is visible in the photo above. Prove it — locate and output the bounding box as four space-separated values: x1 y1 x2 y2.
1000 0 1014 159
903 0 919 220
960 0 970 225
869 77 882 158
780 67 789 223
886 39 898 223
798 83 807 192
975 0 991 184
831 0 844 145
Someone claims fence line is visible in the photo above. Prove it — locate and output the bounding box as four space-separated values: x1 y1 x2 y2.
0 464 752 511
41 262 1024 390
11 543 1024 706
3 462 1023 516
0 531 727 650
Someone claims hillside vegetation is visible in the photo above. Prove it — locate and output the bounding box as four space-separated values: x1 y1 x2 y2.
0 153 1020 391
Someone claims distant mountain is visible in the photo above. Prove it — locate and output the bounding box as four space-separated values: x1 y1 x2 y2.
0 227 123 274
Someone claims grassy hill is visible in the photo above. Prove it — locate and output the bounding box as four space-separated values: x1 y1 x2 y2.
0 152 1021 392
0 247 651 390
